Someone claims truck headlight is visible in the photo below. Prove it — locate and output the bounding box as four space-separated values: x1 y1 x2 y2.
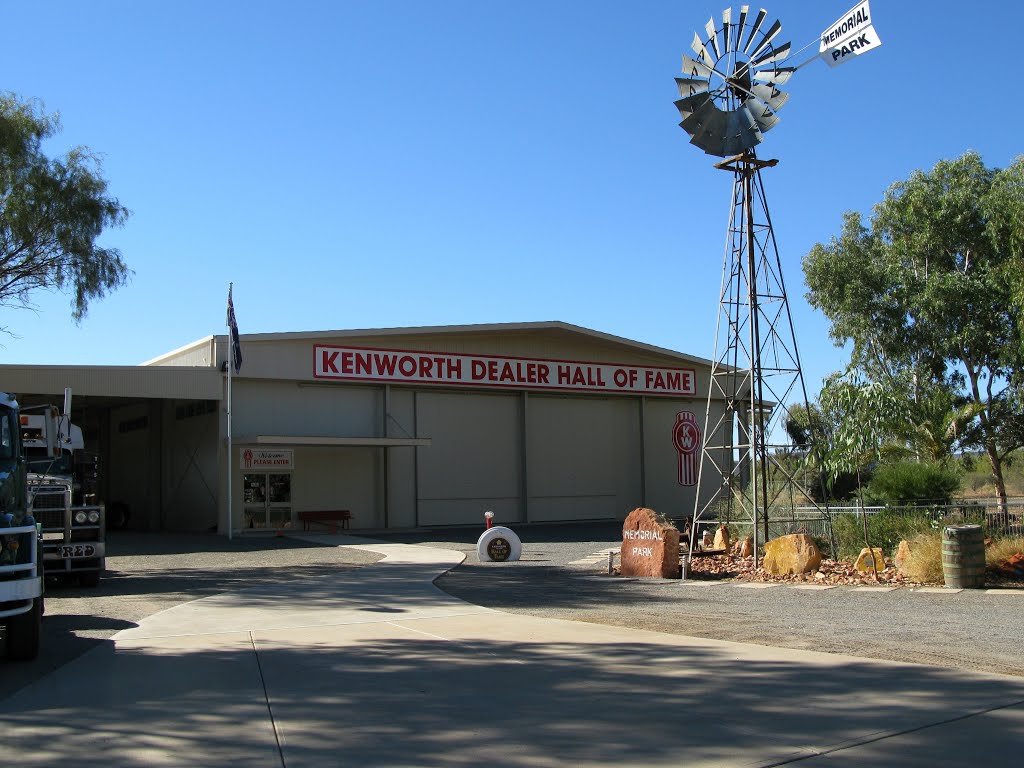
74 511 88 524
88 510 100 524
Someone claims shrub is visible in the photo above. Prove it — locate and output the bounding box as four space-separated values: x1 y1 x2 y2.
830 509 934 560
901 531 944 584
865 461 961 504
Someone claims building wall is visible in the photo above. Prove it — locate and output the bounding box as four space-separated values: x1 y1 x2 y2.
211 328 729 533
161 400 219 531
218 378 725 532
642 398 728 520
107 401 160 530
385 387 417 529
231 380 382 438
414 390 522 526
525 394 641 522
292 446 381 528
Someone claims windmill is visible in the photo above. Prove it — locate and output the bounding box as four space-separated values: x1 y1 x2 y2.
676 4 881 565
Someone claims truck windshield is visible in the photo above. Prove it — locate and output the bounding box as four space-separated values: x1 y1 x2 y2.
25 451 73 475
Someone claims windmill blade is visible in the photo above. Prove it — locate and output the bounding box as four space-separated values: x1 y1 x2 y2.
681 54 714 79
726 99 764 139
753 65 795 85
679 95 716 133
675 92 712 123
721 131 759 157
736 5 748 51
750 82 789 112
705 17 720 60
689 106 729 156
675 76 710 97
750 19 783 59
691 31 714 64
751 40 790 67
721 109 763 155
673 7 790 157
743 8 767 53
742 95 780 133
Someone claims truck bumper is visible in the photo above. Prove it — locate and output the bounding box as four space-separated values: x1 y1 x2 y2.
43 541 105 572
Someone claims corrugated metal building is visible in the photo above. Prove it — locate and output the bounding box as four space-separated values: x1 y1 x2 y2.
1 322 729 534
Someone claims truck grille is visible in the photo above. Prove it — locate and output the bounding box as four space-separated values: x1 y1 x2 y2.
31 493 67 511
35 509 66 529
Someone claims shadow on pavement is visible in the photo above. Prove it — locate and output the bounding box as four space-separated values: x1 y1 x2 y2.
1 632 1022 767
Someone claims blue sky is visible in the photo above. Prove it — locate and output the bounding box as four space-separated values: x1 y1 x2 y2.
0 1 1018 396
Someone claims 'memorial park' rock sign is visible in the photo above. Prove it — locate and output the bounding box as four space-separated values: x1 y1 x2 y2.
620 507 680 578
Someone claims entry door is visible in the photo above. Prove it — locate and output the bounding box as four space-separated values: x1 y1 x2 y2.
243 472 292 529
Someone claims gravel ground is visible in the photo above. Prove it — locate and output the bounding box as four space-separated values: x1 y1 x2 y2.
375 523 1024 678
2 523 1022 701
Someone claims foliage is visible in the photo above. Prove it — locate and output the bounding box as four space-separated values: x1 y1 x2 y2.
900 532 944 584
803 152 1024 509
784 400 862 501
959 449 1024 497
815 371 906 490
830 510 934 560
895 386 986 464
865 461 961 505
983 156 1024 324
0 93 130 326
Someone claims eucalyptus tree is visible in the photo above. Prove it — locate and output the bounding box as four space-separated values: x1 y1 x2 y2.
0 94 130 329
985 155 1024 321
803 152 1024 515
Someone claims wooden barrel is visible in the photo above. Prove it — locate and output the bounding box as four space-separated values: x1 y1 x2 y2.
942 525 986 589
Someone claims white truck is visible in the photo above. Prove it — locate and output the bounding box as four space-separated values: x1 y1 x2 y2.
20 402 105 587
0 393 44 660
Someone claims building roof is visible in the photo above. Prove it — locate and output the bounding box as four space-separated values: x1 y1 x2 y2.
144 321 713 369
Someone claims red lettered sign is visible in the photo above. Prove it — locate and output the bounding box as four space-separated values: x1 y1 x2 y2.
313 345 696 396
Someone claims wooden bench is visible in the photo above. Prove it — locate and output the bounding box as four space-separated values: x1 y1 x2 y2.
297 510 352 532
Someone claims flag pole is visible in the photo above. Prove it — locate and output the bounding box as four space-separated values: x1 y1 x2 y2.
226 282 234 540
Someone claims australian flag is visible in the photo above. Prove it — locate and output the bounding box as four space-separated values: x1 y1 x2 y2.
226 285 242 373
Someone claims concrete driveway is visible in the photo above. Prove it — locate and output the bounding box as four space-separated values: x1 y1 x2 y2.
1 536 1022 767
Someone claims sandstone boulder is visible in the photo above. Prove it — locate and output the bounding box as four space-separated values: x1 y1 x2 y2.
713 524 731 551
854 547 885 573
738 536 754 558
762 534 822 576
996 552 1024 579
894 540 912 572
620 507 680 579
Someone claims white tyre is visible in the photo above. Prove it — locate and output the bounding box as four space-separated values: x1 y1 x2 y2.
476 526 522 562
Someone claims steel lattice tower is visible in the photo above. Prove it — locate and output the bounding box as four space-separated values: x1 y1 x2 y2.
689 150 828 564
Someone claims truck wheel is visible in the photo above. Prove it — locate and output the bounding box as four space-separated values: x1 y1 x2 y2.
108 502 130 529
6 595 42 661
79 571 101 588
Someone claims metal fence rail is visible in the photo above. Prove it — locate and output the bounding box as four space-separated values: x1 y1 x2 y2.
717 499 1024 540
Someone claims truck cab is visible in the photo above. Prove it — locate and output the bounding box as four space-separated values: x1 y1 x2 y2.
0 393 44 660
20 406 105 586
